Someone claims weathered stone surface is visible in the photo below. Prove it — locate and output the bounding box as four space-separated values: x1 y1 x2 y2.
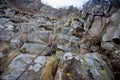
10 38 21 48
1 0 120 80
17 23 35 33
3 8 15 17
115 50 120 54
55 52 114 80
4 24 15 31
0 52 3 58
89 16 105 36
0 25 4 29
0 18 9 25
1 54 47 80
21 43 47 53
43 21 54 30
57 45 71 52
70 20 82 28
82 0 112 16
0 26 14 41
101 42 115 50
102 28 115 42
58 34 80 43
60 27 69 34
102 9 120 42
27 31 50 43
6 0 42 14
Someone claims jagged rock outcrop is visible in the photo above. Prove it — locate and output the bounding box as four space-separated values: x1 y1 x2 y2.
6 0 80 18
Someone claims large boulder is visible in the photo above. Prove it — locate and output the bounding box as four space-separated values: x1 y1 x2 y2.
0 25 14 42
1 53 47 80
55 52 114 80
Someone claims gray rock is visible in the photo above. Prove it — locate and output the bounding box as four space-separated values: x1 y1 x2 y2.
0 25 5 29
18 23 34 33
84 15 94 31
112 26 120 44
71 21 82 28
10 38 21 48
5 24 15 31
0 18 9 25
102 26 116 42
1 54 47 80
0 51 3 58
58 34 80 43
88 16 104 36
6 0 42 14
115 50 120 56
102 33 109 42
60 27 70 34
0 28 14 41
55 52 114 80
57 45 71 52
113 29 120 39
21 43 47 53
82 0 111 16
27 31 50 43
102 9 120 43
101 42 114 50
43 21 54 30
69 20 84 37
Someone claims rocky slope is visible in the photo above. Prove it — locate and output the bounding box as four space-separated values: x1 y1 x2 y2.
0 0 120 80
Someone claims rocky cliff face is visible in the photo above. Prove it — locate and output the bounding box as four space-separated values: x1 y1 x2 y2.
0 0 120 80
6 0 80 18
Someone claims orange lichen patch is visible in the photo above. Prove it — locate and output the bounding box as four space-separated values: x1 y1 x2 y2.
66 72 71 77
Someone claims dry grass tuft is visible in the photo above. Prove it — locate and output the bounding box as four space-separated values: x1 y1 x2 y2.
39 56 59 80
